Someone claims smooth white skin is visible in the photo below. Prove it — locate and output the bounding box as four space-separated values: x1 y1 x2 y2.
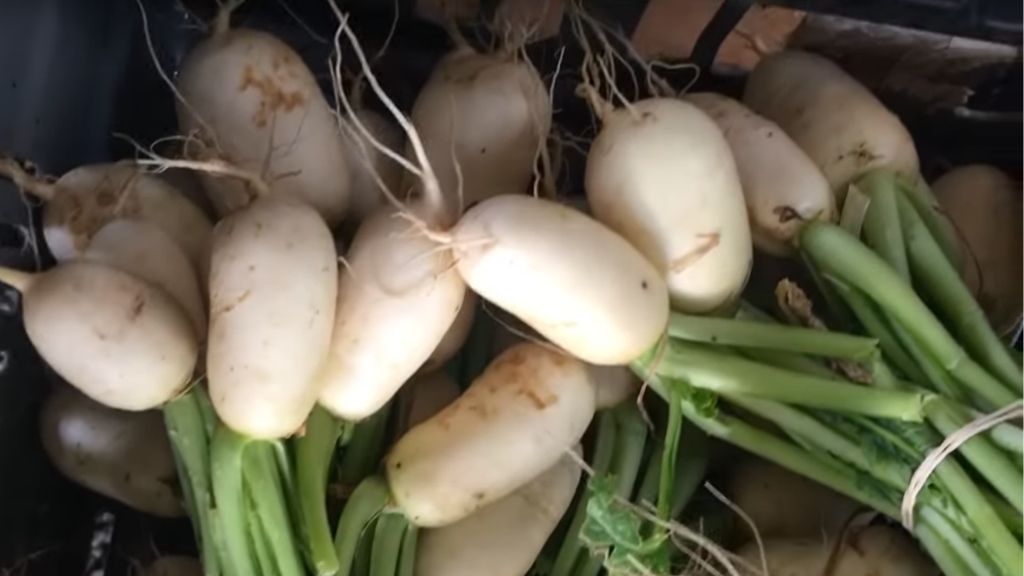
416 453 581 576
728 458 859 541
408 48 551 210
743 51 919 194
44 164 212 281
23 262 197 411
453 195 668 365
585 98 752 313
589 364 639 409
207 197 337 439
687 93 835 256
386 343 595 527
143 557 203 576
932 165 1022 335
84 220 206 338
421 289 477 372
317 206 465 421
737 526 937 576
176 28 351 226
40 386 182 517
396 371 461 432
343 108 405 222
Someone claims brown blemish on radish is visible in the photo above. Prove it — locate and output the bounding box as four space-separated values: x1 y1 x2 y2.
669 232 721 273
238 63 308 128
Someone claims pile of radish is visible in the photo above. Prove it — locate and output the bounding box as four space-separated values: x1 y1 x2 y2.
0 3 1019 576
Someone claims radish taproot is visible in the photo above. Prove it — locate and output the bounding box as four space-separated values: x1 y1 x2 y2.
176 27 351 226
415 453 581 576
386 343 595 527
452 195 668 365
0 262 197 410
584 98 752 313
0 160 212 279
84 220 206 337
40 386 182 517
686 92 835 256
932 164 1022 335
407 46 551 210
316 204 466 421
207 197 337 438
742 51 919 195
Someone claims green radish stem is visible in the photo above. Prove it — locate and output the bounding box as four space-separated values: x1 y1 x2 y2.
917 507 995 576
657 387 683 520
800 222 1016 409
369 512 407 576
164 389 221 576
839 180 872 236
896 190 1023 391
211 427 259 576
334 476 390 576
550 412 617 576
293 406 342 575
668 312 879 360
396 524 417 576
245 443 305 576
337 403 392 487
897 174 962 270
249 502 277 576
637 340 929 421
195 388 219 441
858 171 910 282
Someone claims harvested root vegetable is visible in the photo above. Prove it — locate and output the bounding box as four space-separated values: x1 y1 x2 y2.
342 108 405 222
728 457 860 541
143 556 203 576
422 289 477 372
1 262 197 410
585 98 752 313
452 195 668 365
386 343 595 527
317 204 466 421
408 47 551 210
686 92 835 256
84 220 206 337
737 525 938 576
207 197 337 438
397 371 461 432
742 51 919 195
176 27 351 226
416 453 581 576
932 164 1022 335
40 386 182 517
0 160 212 279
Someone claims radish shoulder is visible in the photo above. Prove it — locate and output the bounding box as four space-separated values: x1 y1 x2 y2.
386 343 594 527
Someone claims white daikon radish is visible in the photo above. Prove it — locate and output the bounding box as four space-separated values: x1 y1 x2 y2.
176 27 351 226
743 51 919 194
343 108 405 222
386 343 595 527
932 165 1022 335
407 47 551 209
207 197 337 438
452 195 668 365
737 526 937 576
728 457 859 541
396 371 461 432
317 204 466 421
422 289 477 372
686 92 835 256
0 160 212 279
416 453 581 576
40 386 182 517
589 364 639 409
84 220 206 337
0 262 197 410
585 98 752 313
